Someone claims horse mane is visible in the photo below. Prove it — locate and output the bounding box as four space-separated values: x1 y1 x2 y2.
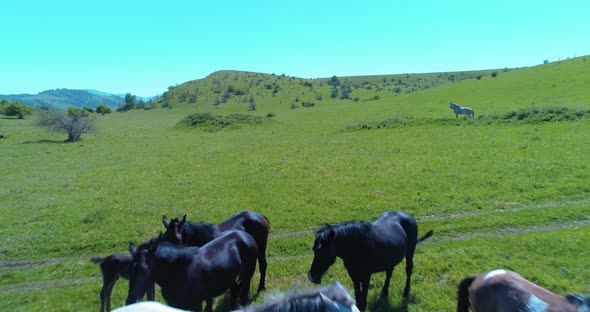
316 221 372 242
239 282 355 312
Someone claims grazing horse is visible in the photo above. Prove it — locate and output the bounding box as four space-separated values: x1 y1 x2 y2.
126 230 258 312
235 280 359 312
91 254 155 312
457 269 590 312
307 211 433 311
450 102 475 118
161 210 270 292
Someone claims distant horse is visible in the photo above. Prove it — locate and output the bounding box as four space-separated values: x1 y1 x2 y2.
457 269 590 312
450 102 475 118
307 211 433 311
235 280 359 312
91 254 155 312
161 210 270 292
126 230 258 312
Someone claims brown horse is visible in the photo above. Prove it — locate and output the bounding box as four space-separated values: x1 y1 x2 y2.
457 269 590 312
161 210 269 292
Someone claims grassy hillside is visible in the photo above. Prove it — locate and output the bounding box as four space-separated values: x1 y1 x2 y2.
0 56 589 311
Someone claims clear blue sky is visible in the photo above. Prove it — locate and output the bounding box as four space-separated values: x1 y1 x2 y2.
2 0 589 97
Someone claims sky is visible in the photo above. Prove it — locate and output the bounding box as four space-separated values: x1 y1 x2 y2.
1 0 589 97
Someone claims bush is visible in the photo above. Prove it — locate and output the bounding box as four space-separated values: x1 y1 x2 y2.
177 113 264 132
491 72 498 78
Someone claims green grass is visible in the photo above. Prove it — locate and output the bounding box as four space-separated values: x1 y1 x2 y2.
1 56 589 311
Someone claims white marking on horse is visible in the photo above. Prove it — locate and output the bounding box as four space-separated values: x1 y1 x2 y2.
484 269 507 280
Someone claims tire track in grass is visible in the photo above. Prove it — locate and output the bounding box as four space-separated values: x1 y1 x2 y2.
418 197 590 222
3 220 589 294
0 277 97 295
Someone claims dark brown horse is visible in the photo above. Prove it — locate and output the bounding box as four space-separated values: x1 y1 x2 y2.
91 254 155 312
126 230 258 312
457 269 590 312
161 210 269 292
308 211 433 311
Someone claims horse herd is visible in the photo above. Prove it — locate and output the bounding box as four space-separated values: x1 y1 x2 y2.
91 210 589 312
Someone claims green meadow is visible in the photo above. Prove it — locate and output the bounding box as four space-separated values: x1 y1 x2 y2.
1 56 589 311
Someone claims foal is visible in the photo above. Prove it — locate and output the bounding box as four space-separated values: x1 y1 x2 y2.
457 269 590 312
91 254 154 312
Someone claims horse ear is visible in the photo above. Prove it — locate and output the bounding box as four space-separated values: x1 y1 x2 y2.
129 242 137 254
180 215 187 226
162 215 170 228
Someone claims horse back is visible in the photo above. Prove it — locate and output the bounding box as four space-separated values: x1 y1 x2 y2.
374 211 419 245
218 211 270 247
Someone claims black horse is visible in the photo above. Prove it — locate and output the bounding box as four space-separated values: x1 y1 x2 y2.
161 210 269 292
91 254 155 312
307 211 433 311
126 230 258 312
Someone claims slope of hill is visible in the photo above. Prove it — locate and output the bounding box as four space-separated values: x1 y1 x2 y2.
0 89 124 110
150 68 500 113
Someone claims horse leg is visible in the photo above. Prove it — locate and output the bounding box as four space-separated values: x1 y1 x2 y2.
229 282 241 308
351 278 365 311
360 275 371 311
257 241 268 292
146 282 155 301
403 252 415 298
101 275 117 312
381 267 393 298
239 277 253 306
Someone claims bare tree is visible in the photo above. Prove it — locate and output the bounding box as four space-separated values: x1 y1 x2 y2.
36 108 97 142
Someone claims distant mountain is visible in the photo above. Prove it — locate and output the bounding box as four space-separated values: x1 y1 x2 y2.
85 89 156 102
0 89 124 110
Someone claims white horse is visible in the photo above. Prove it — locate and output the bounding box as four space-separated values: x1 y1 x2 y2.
112 301 187 312
234 280 360 312
450 102 475 118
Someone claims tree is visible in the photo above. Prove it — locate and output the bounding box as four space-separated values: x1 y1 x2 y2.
329 75 340 88
96 104 112 115
248 95 256 111
117 93 137 111
2 101 33 119
36 108 97 142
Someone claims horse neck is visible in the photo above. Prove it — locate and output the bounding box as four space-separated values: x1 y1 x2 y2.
185 222 218 245
332 223 370 259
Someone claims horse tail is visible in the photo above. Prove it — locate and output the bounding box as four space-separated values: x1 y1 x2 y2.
457 275 476 312
90 256 104 264
417 230 433 243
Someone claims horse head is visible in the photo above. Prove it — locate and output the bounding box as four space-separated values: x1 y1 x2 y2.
308 225 337 284
126 238 158 305
162 215 186 244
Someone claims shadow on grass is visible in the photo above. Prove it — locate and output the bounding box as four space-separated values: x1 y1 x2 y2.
214 290 262 312
22 139 65 144
370 293 418 312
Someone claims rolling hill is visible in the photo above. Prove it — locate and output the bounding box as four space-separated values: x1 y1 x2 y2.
149 56 589 121
0 88 124 110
